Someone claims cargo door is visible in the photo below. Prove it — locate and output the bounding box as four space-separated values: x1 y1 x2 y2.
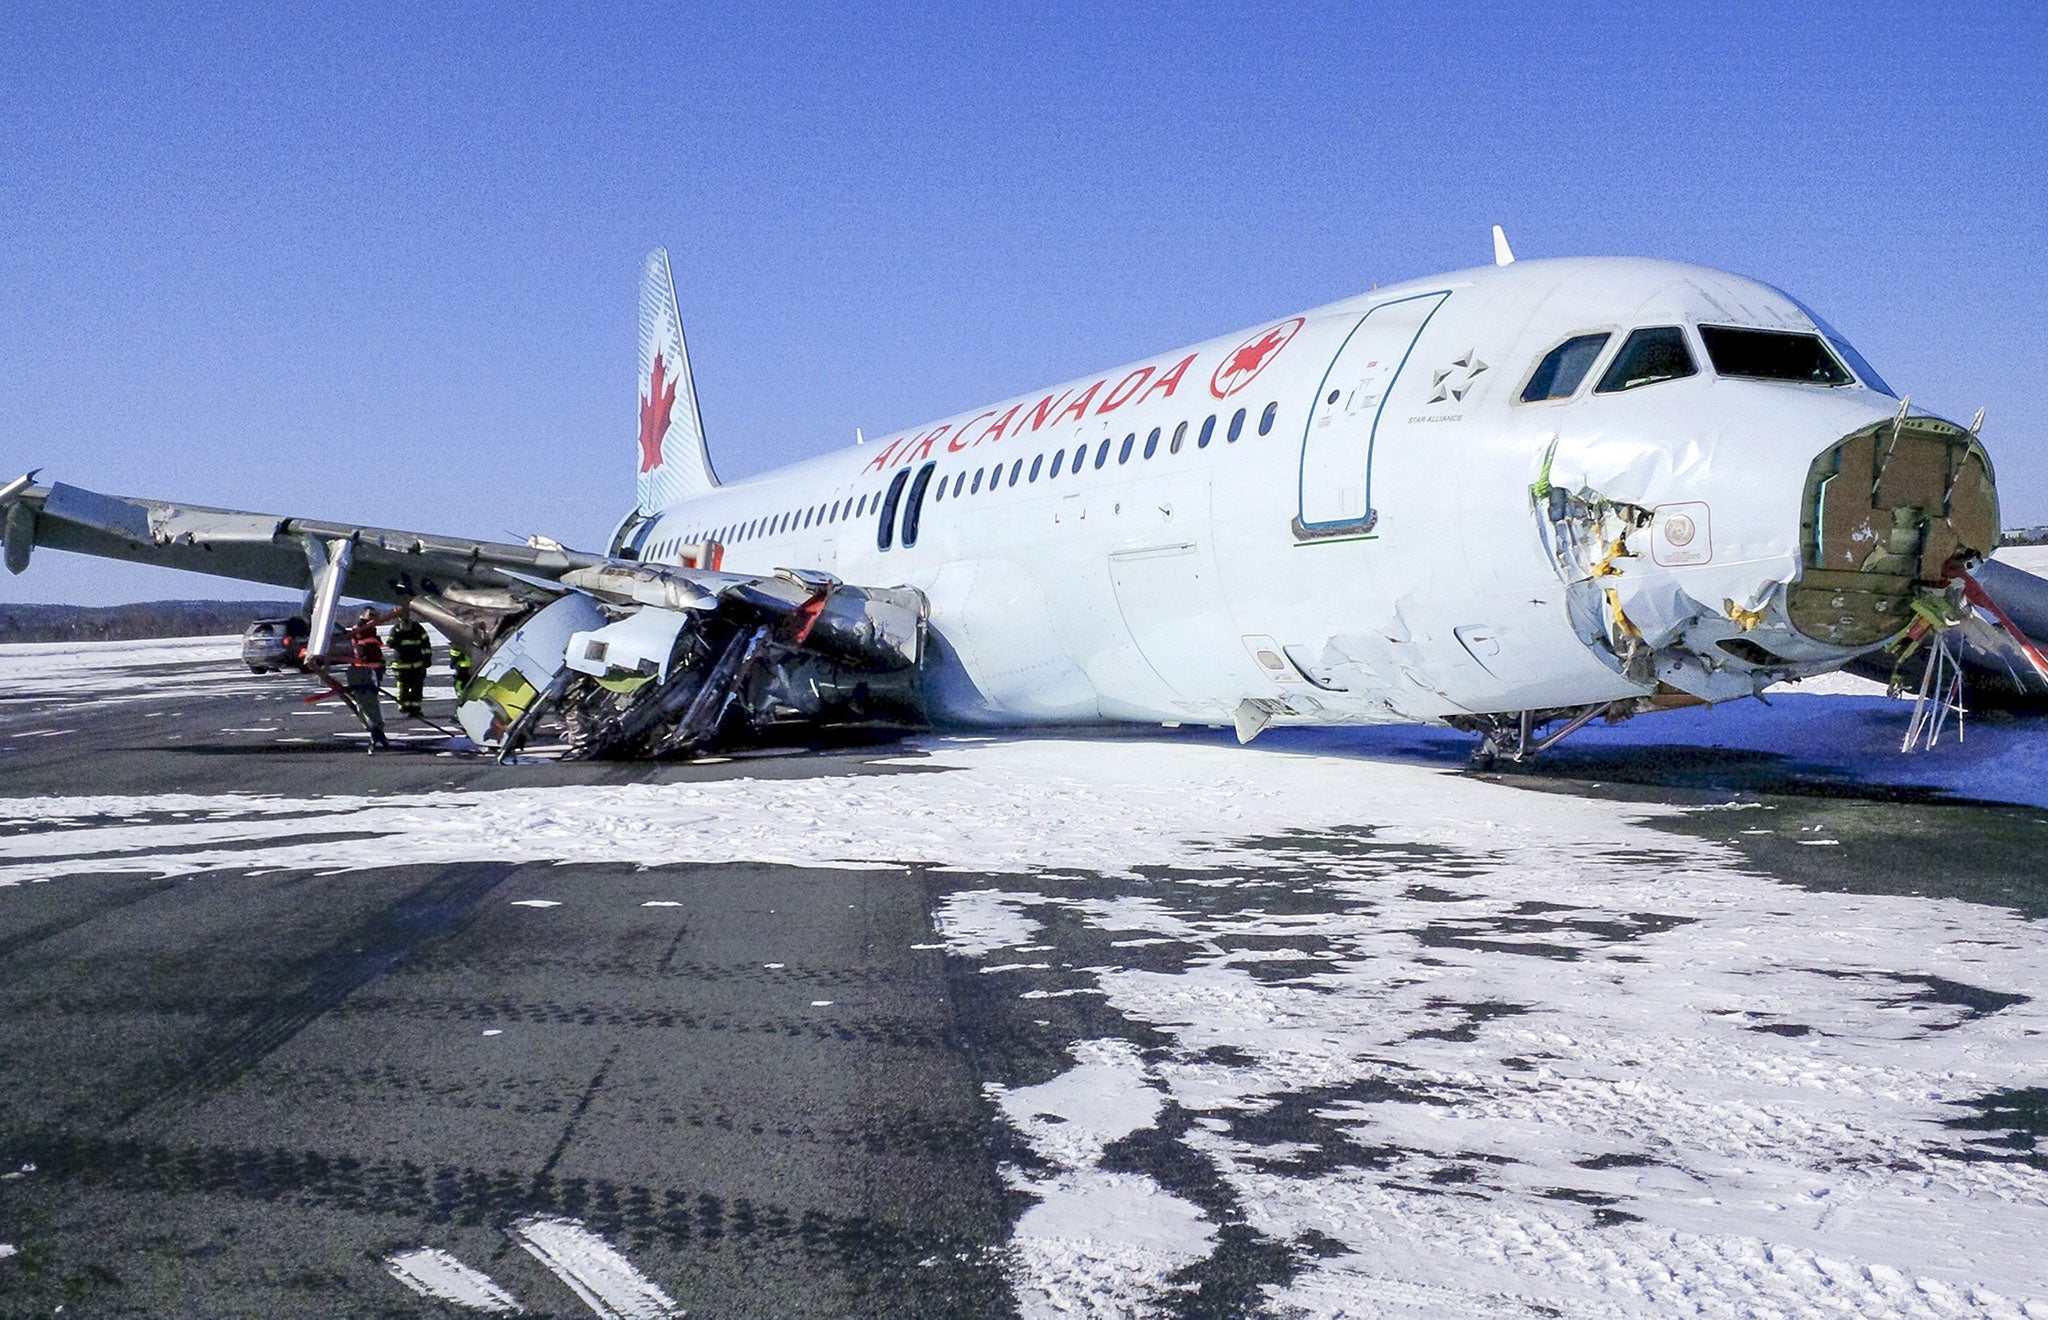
1295 290 1450 539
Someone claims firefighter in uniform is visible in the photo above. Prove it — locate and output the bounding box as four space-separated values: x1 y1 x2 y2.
344 606 392 750
387 606 432 718
448 643 475 695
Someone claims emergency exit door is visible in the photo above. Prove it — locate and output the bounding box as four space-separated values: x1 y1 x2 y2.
1295 290 1450 537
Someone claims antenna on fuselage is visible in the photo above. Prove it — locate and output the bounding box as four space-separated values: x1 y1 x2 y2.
1970 407 1986 436
1492 225 1515 266
855 427 865 446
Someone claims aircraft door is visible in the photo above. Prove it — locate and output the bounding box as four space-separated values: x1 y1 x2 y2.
1295 291 1451 539
1107 480 1242 715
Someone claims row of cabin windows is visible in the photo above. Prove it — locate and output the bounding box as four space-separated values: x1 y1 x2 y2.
645 399 1282 560
885 400 1280 550
1520 324 1857 403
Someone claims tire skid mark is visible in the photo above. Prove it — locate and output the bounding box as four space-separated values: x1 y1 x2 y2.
0 1125 1005 1289
250 1063 993 1154
0 877 178 963
116 863 518 1122
328 995 976 1052
403 952 918 988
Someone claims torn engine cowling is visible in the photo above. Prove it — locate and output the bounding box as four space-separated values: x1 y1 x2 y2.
413 565 929 760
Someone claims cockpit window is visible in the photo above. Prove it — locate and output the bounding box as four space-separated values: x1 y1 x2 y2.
1521 333 1611 402
1595 326 1697 393
1698 325 1852 386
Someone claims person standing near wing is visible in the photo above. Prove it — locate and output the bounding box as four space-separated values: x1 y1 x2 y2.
344 605 394 750
387 605 432 718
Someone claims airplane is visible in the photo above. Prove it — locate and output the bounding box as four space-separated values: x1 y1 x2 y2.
0 231 2012 763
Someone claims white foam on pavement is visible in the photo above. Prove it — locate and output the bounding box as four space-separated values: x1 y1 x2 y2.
384 1247 522 1312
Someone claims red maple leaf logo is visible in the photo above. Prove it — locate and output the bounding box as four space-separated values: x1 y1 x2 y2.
1210 318 1304 397
639 352 678 474
1228 332 1286 377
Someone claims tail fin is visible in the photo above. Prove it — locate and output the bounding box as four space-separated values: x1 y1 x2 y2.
636 248 718 513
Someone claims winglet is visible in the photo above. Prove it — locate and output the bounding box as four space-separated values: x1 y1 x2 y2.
1492 225 1515 266
0 471 39 508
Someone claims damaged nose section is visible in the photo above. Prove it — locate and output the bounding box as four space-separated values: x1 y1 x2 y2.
1790 412 1998 647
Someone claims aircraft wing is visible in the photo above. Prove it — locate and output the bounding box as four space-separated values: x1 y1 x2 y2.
1 476 931 760
2 478 608 602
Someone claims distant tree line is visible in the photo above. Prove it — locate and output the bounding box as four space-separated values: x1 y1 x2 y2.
0 600 300 644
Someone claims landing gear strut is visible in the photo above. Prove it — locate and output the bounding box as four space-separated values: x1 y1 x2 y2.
1459 702 1622 770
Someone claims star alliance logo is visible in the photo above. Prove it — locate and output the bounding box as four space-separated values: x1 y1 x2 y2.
1427 350 1487 404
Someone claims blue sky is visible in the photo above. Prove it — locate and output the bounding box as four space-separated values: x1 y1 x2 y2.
2 1 2042 603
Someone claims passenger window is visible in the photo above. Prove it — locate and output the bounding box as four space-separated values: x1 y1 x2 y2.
952 472 965 497
1595 327 1696 393
1170 421 1188 454
1119 433 1135 463
1070 447 1084 474
1144 426 1161 458
876 468 911 550
1698 326 1852 385
1051 447 1065 478
1198 415 1216 448
901 462 937 548
1227 409 1245 442
1009 458 1023 487
1094 438 1110 469
803 508 814 529
1521 333 1611 401
934 478 946 502
1029 454 1043 482
970 468 983 494
1259 402 1277 436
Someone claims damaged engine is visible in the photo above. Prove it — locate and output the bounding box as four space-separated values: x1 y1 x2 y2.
406 565 928 761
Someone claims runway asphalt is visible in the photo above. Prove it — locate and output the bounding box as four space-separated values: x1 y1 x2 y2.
0 643 2043 1318
0 659 1016 1317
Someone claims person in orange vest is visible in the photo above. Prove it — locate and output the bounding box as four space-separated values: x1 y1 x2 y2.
344 605 396 750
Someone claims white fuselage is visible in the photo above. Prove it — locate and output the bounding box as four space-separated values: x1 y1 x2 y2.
620 257 1934 730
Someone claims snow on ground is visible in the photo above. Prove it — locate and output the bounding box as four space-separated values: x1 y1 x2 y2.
1 730 2045 1315
0 634 456 714
1316 679 2048 810
0 635 266 707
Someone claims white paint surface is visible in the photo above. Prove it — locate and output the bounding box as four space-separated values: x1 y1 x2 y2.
384 1247 521 1312
511 1215 679 1320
